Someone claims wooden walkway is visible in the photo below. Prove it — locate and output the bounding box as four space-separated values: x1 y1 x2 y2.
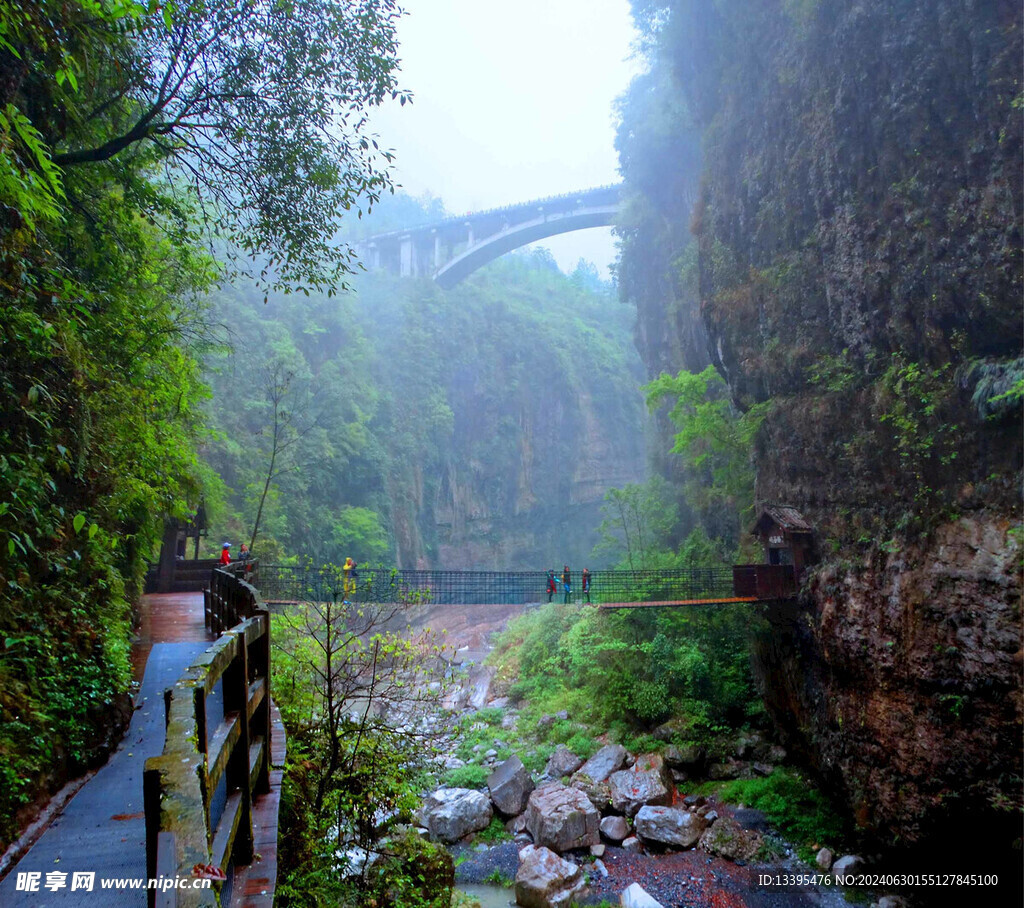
0 593 285 907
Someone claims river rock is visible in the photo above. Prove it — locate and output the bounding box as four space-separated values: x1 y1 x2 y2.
698 817 762 861
620 835 643 853
620 882 665 907
488 755 535 816
600 815 630 842
708 760 746 780
832 854 865 877
507 812 529 836
608 764 672 817
664 743 706 769
420 787 492 843
525 782 600 852
816 847 833 870
569 773 612 813
634 806 706 849
577 743 628 782
514 844 586 908
545 744 585 779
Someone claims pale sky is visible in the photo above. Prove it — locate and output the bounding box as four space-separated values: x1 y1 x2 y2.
367 0 641 278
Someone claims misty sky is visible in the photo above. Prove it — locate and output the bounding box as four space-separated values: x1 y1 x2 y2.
368 0 641 278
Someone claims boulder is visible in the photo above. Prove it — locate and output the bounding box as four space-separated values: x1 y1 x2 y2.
751 762 774 777
545 745 585 779
708 760 745 780
663 743 706 769
420 788 493 843
569 773 612 813
488 755 535 816
815 847 833 870
577 743 628 782
652 719 687 741
620 835 644 853
832 855 865 877
698 817 762 862
620 882 665 907
590 843 605 857
608 764 672 817
507 812 529 836
599 815 630 842
525 782 600 852
514 845 587 908
634 806 706 849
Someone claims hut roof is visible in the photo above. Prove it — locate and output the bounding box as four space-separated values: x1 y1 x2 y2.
751 505 813 535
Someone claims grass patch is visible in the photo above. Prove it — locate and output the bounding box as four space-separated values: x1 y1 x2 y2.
702 769 848 860
445 764 490 790
476 816 512 844
483 868 513 887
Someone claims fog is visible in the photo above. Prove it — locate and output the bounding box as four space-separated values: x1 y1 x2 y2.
367 0 641 278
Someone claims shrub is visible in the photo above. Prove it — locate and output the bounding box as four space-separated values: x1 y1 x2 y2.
445 764 489 790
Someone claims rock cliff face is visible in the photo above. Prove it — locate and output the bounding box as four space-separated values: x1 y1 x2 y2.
622 0 1022 855
394 366 646 570
755 516 1020 846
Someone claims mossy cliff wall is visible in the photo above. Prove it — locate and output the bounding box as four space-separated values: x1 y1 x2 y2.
624 0 1022 850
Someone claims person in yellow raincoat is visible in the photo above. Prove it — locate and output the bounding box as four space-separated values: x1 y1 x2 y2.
342 556 357 603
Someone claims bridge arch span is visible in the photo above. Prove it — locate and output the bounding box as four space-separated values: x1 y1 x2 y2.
360 185 621 287
434 204 616 288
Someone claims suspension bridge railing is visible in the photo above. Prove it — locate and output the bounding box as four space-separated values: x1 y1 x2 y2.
253 564 761 606
144 568 272 907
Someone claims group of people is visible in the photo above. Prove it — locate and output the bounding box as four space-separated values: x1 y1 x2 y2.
546 565 591 604
219 542 250 565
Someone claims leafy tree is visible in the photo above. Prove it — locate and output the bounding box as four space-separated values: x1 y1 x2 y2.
593 477 678 571
45 0 408 296
274 580 453 904
645 365 767 549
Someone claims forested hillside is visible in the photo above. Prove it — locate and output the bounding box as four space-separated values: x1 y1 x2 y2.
201 236 648 570
0 0 404 848
617 0 1022 868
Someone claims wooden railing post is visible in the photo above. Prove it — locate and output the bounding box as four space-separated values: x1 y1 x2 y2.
251 606 272 795
224 628 254 864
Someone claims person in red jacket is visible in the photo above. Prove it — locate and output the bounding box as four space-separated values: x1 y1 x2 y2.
219 543 231 565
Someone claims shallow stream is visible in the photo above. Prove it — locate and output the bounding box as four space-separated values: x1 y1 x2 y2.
456 882 514 907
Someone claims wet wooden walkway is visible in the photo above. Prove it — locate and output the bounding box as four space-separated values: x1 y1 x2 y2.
0 593 285 907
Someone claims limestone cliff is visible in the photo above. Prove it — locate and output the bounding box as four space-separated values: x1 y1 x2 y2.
622 0 1022 859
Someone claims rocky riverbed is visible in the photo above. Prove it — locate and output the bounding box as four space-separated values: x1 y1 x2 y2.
410 703 891 908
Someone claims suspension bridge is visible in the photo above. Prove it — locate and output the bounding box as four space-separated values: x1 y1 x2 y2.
248 562 797 609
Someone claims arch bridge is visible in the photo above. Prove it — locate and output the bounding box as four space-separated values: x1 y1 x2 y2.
360 184 621 288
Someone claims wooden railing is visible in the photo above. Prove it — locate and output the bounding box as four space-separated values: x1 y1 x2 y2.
144 568 271 907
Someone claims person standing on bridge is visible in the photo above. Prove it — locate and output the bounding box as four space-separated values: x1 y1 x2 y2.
343 556 357 603
220 542 231 566
546 569 557 602
581 567 591 603
562 564 572 604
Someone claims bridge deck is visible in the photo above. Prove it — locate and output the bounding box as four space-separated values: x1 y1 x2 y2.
597 597 759 609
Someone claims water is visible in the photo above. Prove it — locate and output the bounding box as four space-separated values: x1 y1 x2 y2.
457 882 515 908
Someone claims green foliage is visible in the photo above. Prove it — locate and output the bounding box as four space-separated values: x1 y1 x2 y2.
645 366 766 549
961 356 1024 421
476 816 512 844
489 592 762 733
701 769 848 860
807 349 860 393
593 477 679 571
444 764 490 790
274 597 455 906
